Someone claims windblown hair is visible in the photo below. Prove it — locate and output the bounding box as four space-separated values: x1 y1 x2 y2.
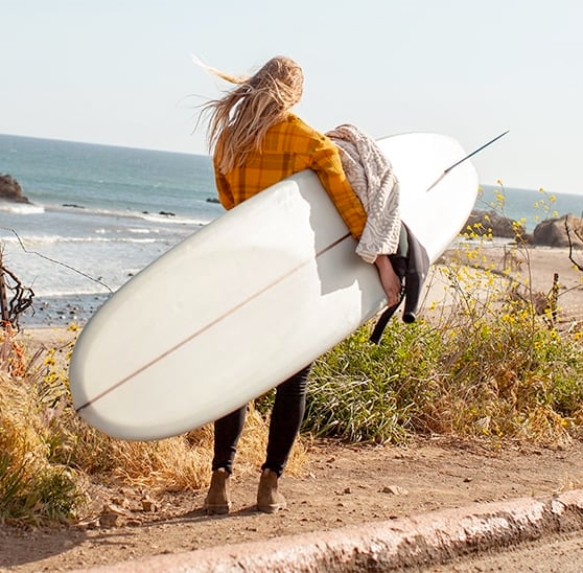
199 56 304 174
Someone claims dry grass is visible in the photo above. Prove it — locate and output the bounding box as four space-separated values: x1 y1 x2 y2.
0 330 80 524
0 326 306 524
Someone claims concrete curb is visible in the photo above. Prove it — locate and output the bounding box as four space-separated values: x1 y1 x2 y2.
74 489 583 572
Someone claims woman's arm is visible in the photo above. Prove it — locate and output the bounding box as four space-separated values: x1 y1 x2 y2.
374 255 402 307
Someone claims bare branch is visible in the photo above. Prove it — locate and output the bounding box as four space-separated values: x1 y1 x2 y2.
565 216 583 272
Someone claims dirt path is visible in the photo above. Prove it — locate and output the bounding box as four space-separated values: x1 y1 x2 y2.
424 531 583 572
1 437 582 572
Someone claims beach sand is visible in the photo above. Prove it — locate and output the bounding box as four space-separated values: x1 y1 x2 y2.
425 244 583 323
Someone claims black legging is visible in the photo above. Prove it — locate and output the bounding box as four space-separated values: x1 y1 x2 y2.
212 364 312 477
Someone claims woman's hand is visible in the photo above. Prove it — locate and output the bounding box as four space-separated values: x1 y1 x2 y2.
374 255 402 307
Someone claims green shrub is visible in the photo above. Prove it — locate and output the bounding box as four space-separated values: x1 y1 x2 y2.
303 319 444 443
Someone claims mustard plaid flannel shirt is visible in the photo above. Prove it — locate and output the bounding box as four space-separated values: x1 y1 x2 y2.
213 114 367 240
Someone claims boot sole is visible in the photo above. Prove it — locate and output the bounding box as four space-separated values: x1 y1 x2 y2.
204 503 232 515
257 502 286 514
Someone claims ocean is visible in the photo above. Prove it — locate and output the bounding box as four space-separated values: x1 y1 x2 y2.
0 133 581 328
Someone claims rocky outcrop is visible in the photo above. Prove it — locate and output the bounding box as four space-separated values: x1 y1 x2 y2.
531 214 583 248
464 209 583 249
0 173 30 203
465 209 525 239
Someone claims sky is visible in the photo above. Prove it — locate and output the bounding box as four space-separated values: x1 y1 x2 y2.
2 0 583 196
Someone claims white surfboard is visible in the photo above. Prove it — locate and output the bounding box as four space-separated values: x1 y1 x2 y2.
69 133 478 440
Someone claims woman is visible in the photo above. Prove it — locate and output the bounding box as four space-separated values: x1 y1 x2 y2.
199 56 401 514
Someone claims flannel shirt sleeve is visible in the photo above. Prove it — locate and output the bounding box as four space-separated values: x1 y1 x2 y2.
308 134 367 240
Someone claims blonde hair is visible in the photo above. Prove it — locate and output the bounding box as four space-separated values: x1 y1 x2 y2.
199 56 304 174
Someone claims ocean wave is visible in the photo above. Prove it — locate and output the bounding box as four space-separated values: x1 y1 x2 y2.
33 287 113 297
94 227 161 236
126 227 160 235
139 212 211 225
44 202 215 227
0 201 45 214
0 234 161 246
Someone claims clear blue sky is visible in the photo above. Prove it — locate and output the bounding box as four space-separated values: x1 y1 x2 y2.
2 0 583 196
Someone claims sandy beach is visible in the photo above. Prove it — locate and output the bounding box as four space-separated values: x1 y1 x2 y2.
426 244 583 322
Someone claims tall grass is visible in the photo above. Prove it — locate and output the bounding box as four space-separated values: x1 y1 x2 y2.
303 184 583 445
303 319 443 443
0 327 304 524
0 333 81 524
302 298 583 445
